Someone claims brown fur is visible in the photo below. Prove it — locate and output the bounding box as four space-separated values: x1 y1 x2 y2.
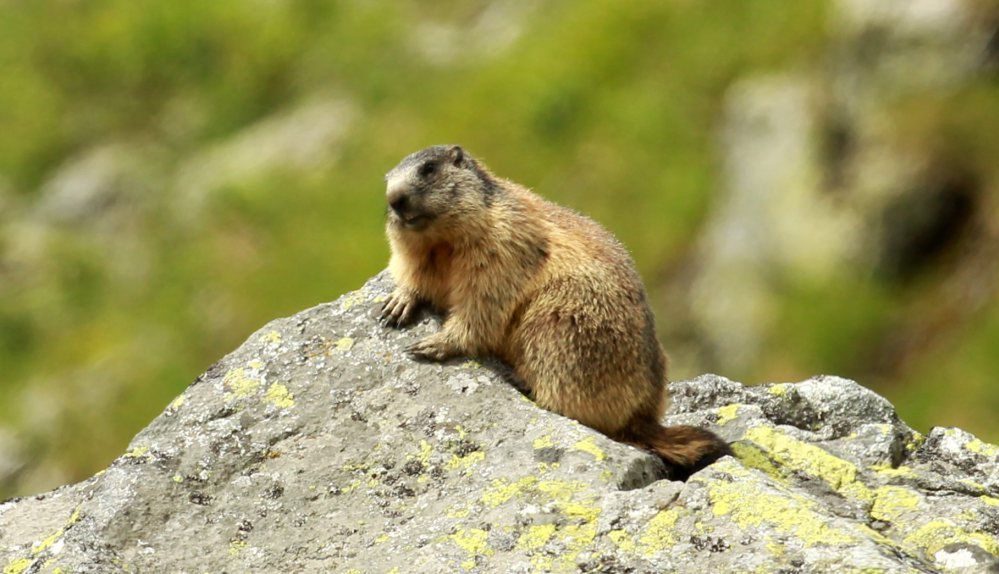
381 145 730 478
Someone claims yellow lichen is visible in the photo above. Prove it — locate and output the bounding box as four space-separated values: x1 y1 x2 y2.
463 360 481 369
870 464 917 479
339 291 367 310
123 445 149 459
32 528 64 555
965 437 999 457
449 528 493 559
228 540 247 556
858 525 899 549
418 440 432 465
264 383 295 408
526 555 554 572
172 474 183 483
715 404 741 425
905 432 925 453
957 509 977 522
707 461 860 547
263 330 282 344
608 529 636 552
731 442 782 480
168 395 185 411
374 534 390 544
869 486 921 522
223 367 260 399
638 508 682 555
745 427 858 490
481 476 537 507
247 358 264 370
342 461 369 472
532 435 555 450
572 436 605 461
902 519 999 558
959 478 986 492
765 536 786 557
477 475 602 569
744 426 873 503
3 558 32 574
536 462 560 473
558 523 598 564
334 337 354 352
560 501 601 523
536 479 580 497
981 496 999 507
18 515 81 569
446 451 485 472
517 524 556 551
838 481 875 503
768 384 788 397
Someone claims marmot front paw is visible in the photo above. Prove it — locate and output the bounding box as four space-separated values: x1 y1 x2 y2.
380 289 421 328
406 333 460 361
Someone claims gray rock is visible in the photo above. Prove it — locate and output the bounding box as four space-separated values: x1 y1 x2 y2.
833 0 991 93
691 75 862 373
34 143 162 228
172 97 355 218
411 2 534 66
0 430 24 488
686 0 997 377
1 275 997 573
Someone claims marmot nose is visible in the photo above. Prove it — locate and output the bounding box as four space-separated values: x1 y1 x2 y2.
388 189 409 214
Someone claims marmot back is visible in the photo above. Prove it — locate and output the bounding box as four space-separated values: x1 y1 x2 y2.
380 144 730 478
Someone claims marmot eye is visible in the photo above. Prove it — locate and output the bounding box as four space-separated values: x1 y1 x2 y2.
418 162 437 177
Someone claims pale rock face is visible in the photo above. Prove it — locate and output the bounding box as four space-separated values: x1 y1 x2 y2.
411 2 533 66
0 274 996 573
687 0 994 376
172 97 355 219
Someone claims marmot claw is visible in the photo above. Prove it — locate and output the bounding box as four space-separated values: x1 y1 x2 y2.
381 290 419 328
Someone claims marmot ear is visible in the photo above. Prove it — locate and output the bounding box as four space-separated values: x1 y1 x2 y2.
448 145 465 167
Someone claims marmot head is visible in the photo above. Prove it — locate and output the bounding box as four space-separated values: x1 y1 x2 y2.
384 145 496 234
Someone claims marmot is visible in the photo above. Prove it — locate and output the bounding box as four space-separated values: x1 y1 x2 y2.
380 145 730 478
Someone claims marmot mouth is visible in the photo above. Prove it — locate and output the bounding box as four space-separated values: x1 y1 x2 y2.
399 213 433 230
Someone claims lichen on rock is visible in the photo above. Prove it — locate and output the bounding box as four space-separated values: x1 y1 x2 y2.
0 274 996 573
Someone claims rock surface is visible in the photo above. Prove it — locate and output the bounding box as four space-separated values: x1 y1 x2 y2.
1 274 997 573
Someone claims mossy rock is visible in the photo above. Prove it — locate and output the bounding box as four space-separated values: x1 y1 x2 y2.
1 275 996 572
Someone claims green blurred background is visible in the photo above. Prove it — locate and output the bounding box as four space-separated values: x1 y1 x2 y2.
1 0 997 499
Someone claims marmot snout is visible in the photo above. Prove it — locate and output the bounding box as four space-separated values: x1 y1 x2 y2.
380 144 731 479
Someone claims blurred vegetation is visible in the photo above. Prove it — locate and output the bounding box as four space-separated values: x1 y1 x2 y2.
0 0 996 499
